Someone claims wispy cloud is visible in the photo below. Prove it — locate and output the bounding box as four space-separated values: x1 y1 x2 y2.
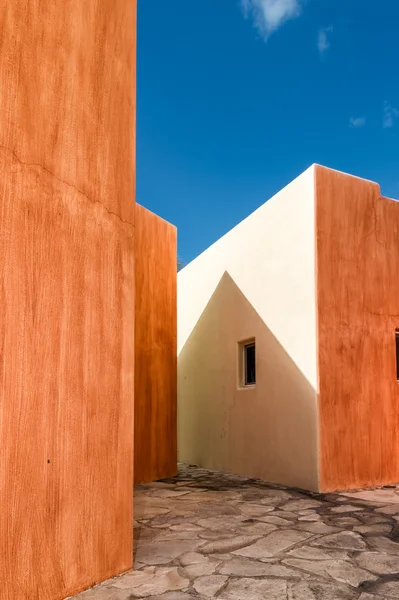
317 26 333 55
349 117 366 128
383 101 399 128
241 0 303 40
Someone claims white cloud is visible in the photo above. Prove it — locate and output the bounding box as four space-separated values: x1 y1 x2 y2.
349 117 366 128
241 0 303 39
318 26 333 54
383 101 399 128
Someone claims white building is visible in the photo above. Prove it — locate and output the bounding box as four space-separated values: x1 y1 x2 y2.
178 164 399 493
177 165 318 491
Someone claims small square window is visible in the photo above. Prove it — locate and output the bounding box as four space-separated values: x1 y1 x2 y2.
238 339 256 388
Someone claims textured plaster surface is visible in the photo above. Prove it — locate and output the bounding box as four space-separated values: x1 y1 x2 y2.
0 1 136 597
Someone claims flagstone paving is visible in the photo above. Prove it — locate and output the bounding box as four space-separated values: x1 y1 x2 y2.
70 465 399 599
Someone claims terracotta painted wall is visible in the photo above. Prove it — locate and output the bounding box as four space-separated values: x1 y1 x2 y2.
0 2 136 598
134 204 177 484
316 166 399 491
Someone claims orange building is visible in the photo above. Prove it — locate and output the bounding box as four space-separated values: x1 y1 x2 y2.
135 204 177 485
0 2 176 599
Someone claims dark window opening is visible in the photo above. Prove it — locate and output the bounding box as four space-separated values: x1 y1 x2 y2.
396 330 399 380
244 342 256 386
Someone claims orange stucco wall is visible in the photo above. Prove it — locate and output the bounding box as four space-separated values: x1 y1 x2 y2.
316 165 399 491
0 2 136 598
134 204 177 484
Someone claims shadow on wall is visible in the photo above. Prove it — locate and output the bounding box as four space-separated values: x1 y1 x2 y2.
178 272 319 492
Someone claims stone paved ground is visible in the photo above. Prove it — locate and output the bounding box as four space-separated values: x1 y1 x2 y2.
71 464 399 600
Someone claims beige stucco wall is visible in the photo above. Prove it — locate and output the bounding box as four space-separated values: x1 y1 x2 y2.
178 166 319 491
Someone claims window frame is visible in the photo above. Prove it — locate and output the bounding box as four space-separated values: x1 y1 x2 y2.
238 338 256 389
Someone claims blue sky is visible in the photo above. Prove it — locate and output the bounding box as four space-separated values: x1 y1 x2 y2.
137 0 399 265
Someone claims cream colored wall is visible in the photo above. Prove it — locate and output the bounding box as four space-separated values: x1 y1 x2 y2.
178 166 319 491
